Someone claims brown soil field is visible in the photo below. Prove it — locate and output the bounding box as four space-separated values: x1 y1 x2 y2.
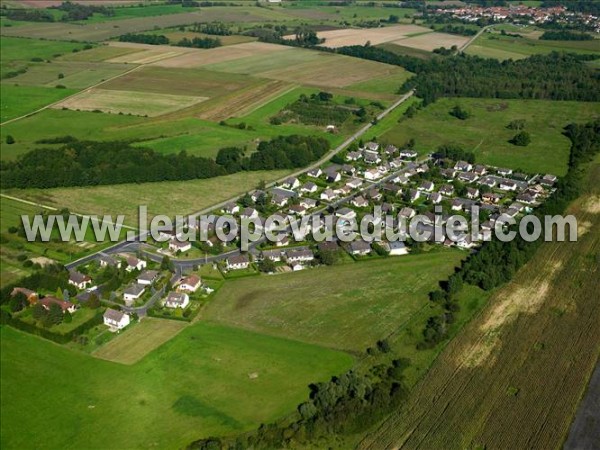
260 52 405 88
358 161 600 450
198 79 295 121
100 65 257 97
151 41 293 69
392 32 470 52
304 25 432 48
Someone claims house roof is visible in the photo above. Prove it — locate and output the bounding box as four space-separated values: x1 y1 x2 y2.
104 308 126 322
228 254 249 265
124 283 145 296
11 287 36 298
69 270 90 284
350 240 371 252
39 296 74 312
182 274 201 287
166 292 187 304
138 270 159 283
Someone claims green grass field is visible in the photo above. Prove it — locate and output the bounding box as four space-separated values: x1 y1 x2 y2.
466 32 600 61
0 84 78 123
0 322 353 449
204 250 465 353
4 170 291 225
381 98 600 175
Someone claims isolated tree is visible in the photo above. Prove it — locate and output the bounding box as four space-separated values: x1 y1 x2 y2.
48 303 64 326
161 255 174 272
5 135 15 145
258 258 276 273
507 119 526 130
449 105 470 120
86 293 100 309
9 292 28 312
510 131 531 146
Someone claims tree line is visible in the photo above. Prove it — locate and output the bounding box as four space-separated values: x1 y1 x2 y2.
119 33 221 48
420 119 600 348
0 135 329 189
334 46 600 105
540 30 594 40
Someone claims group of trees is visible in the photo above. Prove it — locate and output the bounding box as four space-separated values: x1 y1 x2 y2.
191 21 232 35
3 9 55 22
434 23 478 36
51 1 115 21
191 359 411 449
540 30 594 40
271 92 355 127
0 136 329 189
449 105 471 120
510 131 531 146
334 46 600 105
420 119 599 349
118 33 221 48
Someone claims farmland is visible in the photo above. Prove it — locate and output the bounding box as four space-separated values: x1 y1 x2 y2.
3 170 292 226
53 88 208 117
204 250 465 353
0 322 353 449
381 98 600 176
466 31 600 61
358 158 600 450
310 24 432 48
93 317 188 364
0 84 78 123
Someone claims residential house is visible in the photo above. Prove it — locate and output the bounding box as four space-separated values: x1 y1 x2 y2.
466 187 480 199
326 171 342 183
479 176 497 188
399 207 416 219
419 181 434 192
123 283 145 303
381 202 395 214
289 204 307 216
364 151 381 165
409 189 420 202
10 287 38 304
399 149 417 159
341 164 356 176
301 182 318 194
39 297 77 314
98 254 118 268
349 240 371 255
429 192 443 204
367 188 382 201
123 256 146 272
383 183 402 196
364 141 379 152
473 164 487 176
68 271 91 290
275 235 290 247
336 207 357 220
240 207 259 219
164 292 190 309
137 270 159 286
250 190 266 202
384 144 398 156
300 198 317 209
346 151 362 162
499 180 518 191
352 196 369 208
454 161 472 172
335 185 352 196
497 168 513 176
226 254 250 270
388 241 409 256
516 192 536 204
346 178 362 189
179 274 201 292
103 308 130 331
271 194 288 208
169 238 192 253
482 192 501 204
222 202 239 215
307 168 323 178
458 172 479 183
285 248 314 263
439 184 454 196
364 168 382 181
320 189 337 202
262 249 284 262
441 168 456 180
282 177 300 190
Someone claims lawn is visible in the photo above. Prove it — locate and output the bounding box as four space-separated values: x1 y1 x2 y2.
204 250 465 353
93 317 188 364
0 84 78 123
4 170 292 226
0 322 353 449
381 98 600 176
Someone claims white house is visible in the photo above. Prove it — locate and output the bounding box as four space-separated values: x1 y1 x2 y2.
301 182 318 194
179 274 201 292
349 240 371 255
320 189 337 201
104 308 130 332
164 292 190 309
400 149 417 159
388 241 409 256
222 202 240 215
68 271 91 290
364 168 382 181
336 207 357 220
307 168 322 178
169 239 192 253
226 254 250 270
137 270 159 286
123 256 146 272
240 207 259 219
123 283 145 303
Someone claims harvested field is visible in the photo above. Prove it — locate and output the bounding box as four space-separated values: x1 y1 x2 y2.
392 32 470 52
58 45 142 63
53 88 207 117
358 161 600 450
99 65 257 97
151 41 294 69
93 318 188 365
310 24 431 48
106 46 190 65
197 79 296 121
